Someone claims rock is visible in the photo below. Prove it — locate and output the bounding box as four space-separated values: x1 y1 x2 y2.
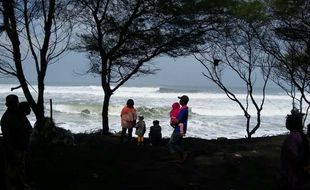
81 109 90 114
217 137 228 141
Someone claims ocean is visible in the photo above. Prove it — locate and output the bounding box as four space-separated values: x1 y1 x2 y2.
0 84 308 139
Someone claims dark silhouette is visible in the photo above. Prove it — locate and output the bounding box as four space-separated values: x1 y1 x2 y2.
168 95 189 161
19 101 33 187
19 102 33 149
120 99 137 143
149 120 162 146
0 95 31 190
279 110 310 190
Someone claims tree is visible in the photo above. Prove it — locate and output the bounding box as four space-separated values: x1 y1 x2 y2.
0 0 72 127
72 0 229 133
259 0 310 120
195 1 273 139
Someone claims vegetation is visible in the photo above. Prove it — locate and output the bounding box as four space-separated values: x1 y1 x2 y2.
195 1 272 139
195 0 310 138
0 0 72 127
263 0 310 120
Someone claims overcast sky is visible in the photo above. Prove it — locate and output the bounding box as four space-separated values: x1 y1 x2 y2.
27 52 248 88
1 52 275 89
26 53 215 87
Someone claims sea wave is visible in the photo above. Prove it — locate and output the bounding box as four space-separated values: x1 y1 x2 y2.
0 83 307 139
158 87 200 93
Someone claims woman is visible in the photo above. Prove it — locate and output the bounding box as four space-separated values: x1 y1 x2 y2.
120 99 137 143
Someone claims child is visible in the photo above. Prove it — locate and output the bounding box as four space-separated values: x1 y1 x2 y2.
169 102 184 135
135 115 146 145
149 120 162 146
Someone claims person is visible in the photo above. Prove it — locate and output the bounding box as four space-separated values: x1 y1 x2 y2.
279 110 310 190
149 120 162 146
169 102 184 135
1 95 31 190
19 101 33 149
168 95 189 162
135 115 146 145
19 101 33 186
120 99 137 143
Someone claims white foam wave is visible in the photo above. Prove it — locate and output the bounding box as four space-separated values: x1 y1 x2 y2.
0 84 308 139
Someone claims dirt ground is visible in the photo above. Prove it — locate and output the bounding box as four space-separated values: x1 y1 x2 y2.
0 134 309 190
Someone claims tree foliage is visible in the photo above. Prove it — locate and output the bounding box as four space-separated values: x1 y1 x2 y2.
196 0 273 139
261 0 310 116
0 0 72 127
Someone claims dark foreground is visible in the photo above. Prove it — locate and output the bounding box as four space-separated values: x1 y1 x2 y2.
0 134 308 190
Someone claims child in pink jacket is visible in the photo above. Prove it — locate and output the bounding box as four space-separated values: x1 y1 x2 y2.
169 102 184 135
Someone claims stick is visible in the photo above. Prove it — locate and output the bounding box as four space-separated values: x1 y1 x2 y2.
50 99 53 122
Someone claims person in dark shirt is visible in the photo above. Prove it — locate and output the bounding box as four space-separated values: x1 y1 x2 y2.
149 120 162 146
168 95 189 162
19 101 33 148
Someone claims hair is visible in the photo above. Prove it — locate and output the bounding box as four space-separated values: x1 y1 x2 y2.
153 120 159 125
126 99 134 108
179 95 189 105
19 101 31 116
285 113 303 131
5 94 19 107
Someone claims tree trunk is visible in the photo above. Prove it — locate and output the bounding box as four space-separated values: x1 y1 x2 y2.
250 111 261 137
35 74 46 129
245 114 252 139
102 91 112 134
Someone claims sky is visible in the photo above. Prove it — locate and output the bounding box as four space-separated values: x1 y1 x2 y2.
1 51 274 89
25 52 218 87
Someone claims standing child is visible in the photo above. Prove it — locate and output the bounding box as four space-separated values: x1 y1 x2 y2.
170 102 184 136
135 115 146 145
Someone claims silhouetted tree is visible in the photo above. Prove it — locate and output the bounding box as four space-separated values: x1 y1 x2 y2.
0 0 72 128
258 0 310 120
71 0 229 133
195 1 273 139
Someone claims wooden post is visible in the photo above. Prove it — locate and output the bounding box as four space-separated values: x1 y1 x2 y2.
50 99 53 122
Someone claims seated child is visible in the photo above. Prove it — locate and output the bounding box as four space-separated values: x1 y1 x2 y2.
149 120 162 146
135 115 146 145
170 102 184 135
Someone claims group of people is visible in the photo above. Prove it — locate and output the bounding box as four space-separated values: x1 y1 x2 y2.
1 94 32 190
120 95 189 160
120 99 163 145
119 94 310 187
